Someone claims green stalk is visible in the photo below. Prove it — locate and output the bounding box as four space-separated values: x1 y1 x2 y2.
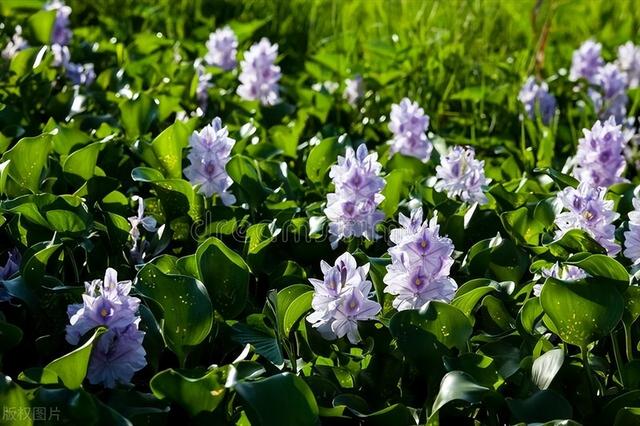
611 332 626 388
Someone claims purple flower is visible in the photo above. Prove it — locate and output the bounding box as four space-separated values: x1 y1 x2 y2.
307 252 381 344
434 145 489 204
194 60 213 112
237 38 281 106
204 26 238 71
2 26 28 60
570 40 604 83
51 44 70 68
572 118 627 188
87 324 146 388
617 41 640 89
344 75 364 106
534 263 588 296
324 144 386 248
128 196 158 264
589 63 628 123
384 208 457 311
555 182 620 255
0 249 21 302
624 187 640 265
518 76 557 125
388 98 432 161
65 268 146 388
184 117 236 205
45 0 72 46
66 61 96 86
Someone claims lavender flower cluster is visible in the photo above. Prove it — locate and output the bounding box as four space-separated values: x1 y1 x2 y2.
344 75 364 106
65 268 146 388
1 26 28 60
324 144 386 249
184 117 236 205
624 187 640 266
388 98 432 161
517 77 557 125
554 182 620 255
572 117 626 188
237 38 281 106
205 26 238 71
534 262 588 296
434 145 489 204
307 252 381 344
45 1 95 86
383 208 457 311
570 39 640 123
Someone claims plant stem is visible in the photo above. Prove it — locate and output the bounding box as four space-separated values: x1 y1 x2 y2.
582 346 595 398
624 322 634 361
611 332 626 388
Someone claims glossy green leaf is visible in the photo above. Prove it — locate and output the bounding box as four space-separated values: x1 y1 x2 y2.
136 264 213 362
235 373 319 426
150 368 226 416
196 237 250 318
540 278 624 347
46 327 107 389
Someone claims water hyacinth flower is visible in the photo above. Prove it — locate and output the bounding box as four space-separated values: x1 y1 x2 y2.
344 75 364 106
194 59 213 111
184 117 236 205
324 144 385 249
388 98 432 161
533 263 588 296
65 268 146 388
434 145 489 204
554 182 620 255
517 76 557 125
0 249 21 302
589 63 628 123
204 26 238 71
617 41 640 89
66 61 96 86
237 38 281 106
1 26 28 60
307 252 381 344
128 196 158 264
45 0 73 46
572 117 627 188
569 40 604 83
624 187 640 265
383 208 457 311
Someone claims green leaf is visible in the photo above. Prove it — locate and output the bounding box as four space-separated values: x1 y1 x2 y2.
305 137 341 183
0 320 23 352
196 237 250 318
273 285 313 337
443 353 504 390
62 141 104 186
390 301 472 353
227 155 268 207
531 349 564 390
27 10 56 44
46 327 107 389
0 374 31 426
431 371 490 414
566 253 629 289
235 372 319 426
535 168 579 189
119 94 158 140
140 121 190 179
150 368 226 416
231 315 284 366
540 277 624 347
136 264 213 362
1 133 52 194
507 390 573 423
545 229 606 258
380 169 407 217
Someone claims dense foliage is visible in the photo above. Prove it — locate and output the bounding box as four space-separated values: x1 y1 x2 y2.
2 1 640 425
